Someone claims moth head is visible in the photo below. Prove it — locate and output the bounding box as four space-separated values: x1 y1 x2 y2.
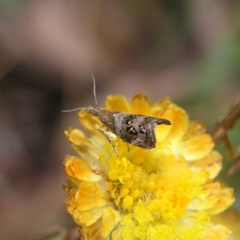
119 115 171 149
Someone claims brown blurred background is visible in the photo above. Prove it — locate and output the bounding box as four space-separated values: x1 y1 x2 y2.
0 1 240 239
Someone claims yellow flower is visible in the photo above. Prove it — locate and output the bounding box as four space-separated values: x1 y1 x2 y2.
63 93 235 240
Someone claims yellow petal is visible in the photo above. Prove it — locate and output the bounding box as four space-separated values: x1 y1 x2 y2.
130 93 153 115
105 94 130 112
189 151 222 179
202 223 232 240
102 207 121 237
78 207 104 226
188 182 221 211
184 121 206 137
66 199 103 226
207 188 235 215
111 226 123 240
79 218 105 239
188 182 235 214
64 128 100 162
63 156 104 184
152 98 171 116
78 109 101 132
157 103 189 142
178 134 214 161
64 127 86 145
77 182 110 211
212 209 240 239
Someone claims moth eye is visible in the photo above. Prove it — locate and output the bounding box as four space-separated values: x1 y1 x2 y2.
127 126 137 135
139 125 146 134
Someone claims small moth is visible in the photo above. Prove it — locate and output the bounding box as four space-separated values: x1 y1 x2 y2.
62 76 171 152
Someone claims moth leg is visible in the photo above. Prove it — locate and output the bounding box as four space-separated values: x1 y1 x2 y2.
98 126 119 156
127 143 130 152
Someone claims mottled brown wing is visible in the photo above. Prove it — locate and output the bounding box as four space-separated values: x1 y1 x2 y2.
89 109 171 149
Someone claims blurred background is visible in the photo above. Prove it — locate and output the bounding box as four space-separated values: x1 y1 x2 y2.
0 0 240 239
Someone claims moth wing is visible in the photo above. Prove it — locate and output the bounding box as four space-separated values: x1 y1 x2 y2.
143 116 171 126
95 109 116 132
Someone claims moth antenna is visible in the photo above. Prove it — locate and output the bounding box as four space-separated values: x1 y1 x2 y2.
91 74 98 107
62 75 98 113
61 107 85 113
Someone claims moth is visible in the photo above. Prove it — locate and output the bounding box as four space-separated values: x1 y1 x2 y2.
62 76 171 153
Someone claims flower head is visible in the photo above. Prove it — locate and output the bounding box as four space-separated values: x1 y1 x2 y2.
63 93 234 240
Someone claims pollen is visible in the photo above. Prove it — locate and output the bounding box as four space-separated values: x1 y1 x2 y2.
122 195 134 209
